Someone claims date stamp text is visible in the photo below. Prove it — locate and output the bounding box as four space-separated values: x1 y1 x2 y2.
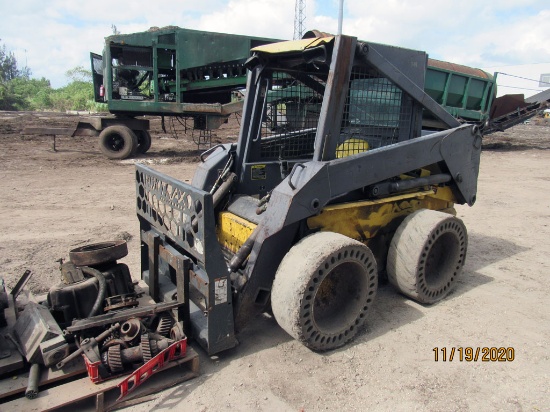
433 347 515 362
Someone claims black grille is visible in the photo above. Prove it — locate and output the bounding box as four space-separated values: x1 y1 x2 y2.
337 67 410 157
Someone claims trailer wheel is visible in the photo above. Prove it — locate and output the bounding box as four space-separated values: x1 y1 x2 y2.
271 232 378 351
135 130 152 154
98 126 138 159
387 209 467 304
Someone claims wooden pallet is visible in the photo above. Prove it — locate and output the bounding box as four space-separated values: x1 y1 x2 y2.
0 347 199 411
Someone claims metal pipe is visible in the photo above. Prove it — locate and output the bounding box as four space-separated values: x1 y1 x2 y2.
192 173 236 232
25 363 40 399
81 266 107 317
56 323 120 369
229 228 259 273
212 173 237 206
368 174 452 198
389 174 452 193
337 0 344 35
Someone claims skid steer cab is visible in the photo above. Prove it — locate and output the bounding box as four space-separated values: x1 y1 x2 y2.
136 33 481 355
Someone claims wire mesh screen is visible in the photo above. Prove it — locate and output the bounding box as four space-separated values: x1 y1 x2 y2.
259 71 324 160
336 66 411 158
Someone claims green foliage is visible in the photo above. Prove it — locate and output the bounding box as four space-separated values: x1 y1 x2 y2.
50 80 94 112
0 41 20 82
0 39 27 109
9 77 52 110
0 82 24 110
0 41 106 112
65 65 92 83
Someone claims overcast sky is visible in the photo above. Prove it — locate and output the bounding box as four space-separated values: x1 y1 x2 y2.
1 0 549 97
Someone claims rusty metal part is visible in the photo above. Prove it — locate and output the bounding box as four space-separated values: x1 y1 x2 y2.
107 346 124 373
57 323 120 369
140 334 152 363
155 314 173 337
49 262 136 325
119 337 172 364
65 302 179 333
149 339 159 356
69 240 128 266
303 29 332 39
25 363 41 400
170 323 185 341
102 338 129 352
428 58 492 79
120 318 142 343
104 293 139 312
59 262 85 285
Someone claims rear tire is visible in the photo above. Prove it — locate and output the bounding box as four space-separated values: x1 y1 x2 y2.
98 126 138 159
271 232 378 351
387 209 467 304
135 130 152 154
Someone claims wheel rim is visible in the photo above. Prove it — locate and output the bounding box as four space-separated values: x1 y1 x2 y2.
107 135 125 152
300 248 377 349
418 221 466 300
313 261 368 333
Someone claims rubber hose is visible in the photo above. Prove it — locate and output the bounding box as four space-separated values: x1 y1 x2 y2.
81 266 107 317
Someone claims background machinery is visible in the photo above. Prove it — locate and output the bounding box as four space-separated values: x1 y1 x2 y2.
135 32 483 354
89 27 497 159
86 27 279 159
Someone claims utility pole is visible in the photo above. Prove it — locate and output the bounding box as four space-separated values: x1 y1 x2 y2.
337 0 344 35
294 0 306 40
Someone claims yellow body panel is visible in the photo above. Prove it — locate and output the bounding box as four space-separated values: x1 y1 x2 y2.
251 37 334 54
216 212 257 253
336 139 370 158
307 189 455 242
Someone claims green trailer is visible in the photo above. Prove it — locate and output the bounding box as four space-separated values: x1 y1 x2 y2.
81 28 495 160
263 31 496 134
425 59 496 129
92 27 279 120
87 27 279 159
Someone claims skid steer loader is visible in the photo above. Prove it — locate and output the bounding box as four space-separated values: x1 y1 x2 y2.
136 33 480 354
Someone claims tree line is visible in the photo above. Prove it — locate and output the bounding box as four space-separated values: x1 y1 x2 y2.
0 40 106 112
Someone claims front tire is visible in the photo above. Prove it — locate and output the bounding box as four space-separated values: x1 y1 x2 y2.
271 232 378 351
387 209 468 304
98 126 138 160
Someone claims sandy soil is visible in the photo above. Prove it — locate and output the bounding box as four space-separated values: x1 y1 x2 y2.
0 111 548 411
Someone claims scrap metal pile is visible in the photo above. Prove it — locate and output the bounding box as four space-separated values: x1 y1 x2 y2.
0 240 187 400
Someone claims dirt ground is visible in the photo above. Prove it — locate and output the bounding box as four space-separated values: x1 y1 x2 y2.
0 111 549 411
